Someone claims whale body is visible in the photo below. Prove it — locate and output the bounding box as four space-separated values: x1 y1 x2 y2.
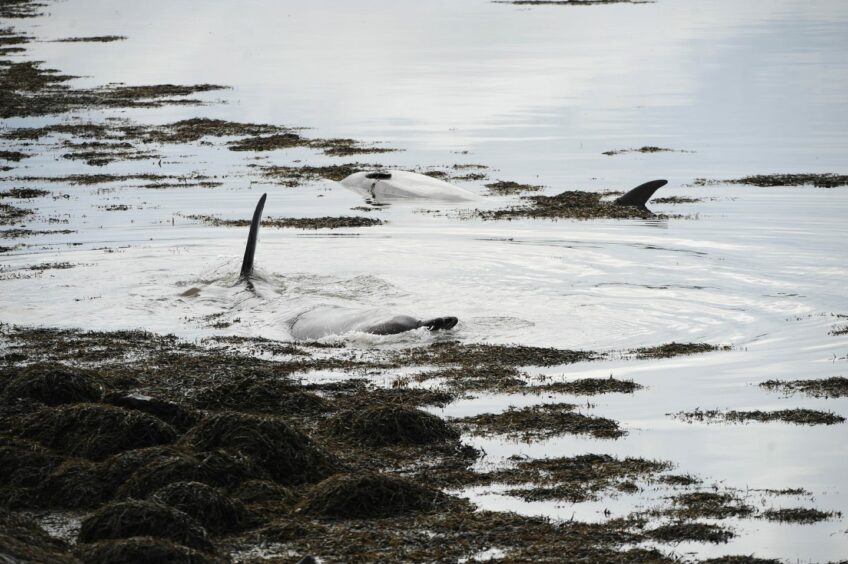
289 306 457 340
340 170 479 203
238 193 458 339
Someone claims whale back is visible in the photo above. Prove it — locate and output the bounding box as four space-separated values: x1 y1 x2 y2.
340 170 478 202
240 193 267 279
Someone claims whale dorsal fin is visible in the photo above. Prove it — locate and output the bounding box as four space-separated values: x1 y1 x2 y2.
614 179 667 208
365 171 392 180
240 193 267 279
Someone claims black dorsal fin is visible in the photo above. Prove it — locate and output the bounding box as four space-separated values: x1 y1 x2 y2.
614 179 668 208
240 193 267 279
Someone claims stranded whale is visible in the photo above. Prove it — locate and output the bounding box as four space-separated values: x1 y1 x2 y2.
340 170 479 203
239 194 458 339
341 170 667 210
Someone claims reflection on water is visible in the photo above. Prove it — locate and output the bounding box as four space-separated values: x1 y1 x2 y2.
2 0 848 560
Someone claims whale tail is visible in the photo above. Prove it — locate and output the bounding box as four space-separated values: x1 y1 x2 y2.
240 193 267 279
614 179 668 209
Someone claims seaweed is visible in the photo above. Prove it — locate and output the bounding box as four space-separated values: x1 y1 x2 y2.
151 481 256 534
760 507 840 524
193 376 328 416
297 472 458 519
666 492 755 519
0 149 29 161
479 189 660 221
759 376 848 399
326 404 460 447
73 536 220 564
231 480 295 507
673 408 845 426
603 146 682 156
652 196 702 204
105 392 198 430
647 522 733 544
186 213 383 230
694 174 848 189
399 340 597 367
116 448 268 499
180 412 341 484
53 35 126 43
488 454 670 503
485 180 543 195
0 509 75 563
0 437 63 491
16 403 177 460
0 187 48 200
534 376 641 395
259 163 384 186
77 499 213 551
0 201 31 224
228 133 396 157
2 363 104 405
629 342 729 359
458 403 625 440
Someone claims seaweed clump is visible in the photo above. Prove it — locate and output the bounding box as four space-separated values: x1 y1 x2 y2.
180 412 340 484
17 403 178 460
54 35 126 42
602 146 679 156
327 404 460 447
629 342 729 359
760 507 840 523
485 180 543 195
259 163 383 186
458 403 624 440
74 536 219 564
759 376 848 399
77 499 213 551
647 522 733 544
534 376 641 395
694 173 848 189
2 363 103 405
0 509 75 563
672 408 845 426
297 472 455 519
489 454 671 502
666 492 755 519
193 376 328 416
151 481 255 534
186 213 383 230
116 448 267 499
479 190 659 221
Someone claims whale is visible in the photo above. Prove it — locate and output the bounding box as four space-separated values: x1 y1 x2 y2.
339 170 479 203
239 194 458 339
613 179 668 210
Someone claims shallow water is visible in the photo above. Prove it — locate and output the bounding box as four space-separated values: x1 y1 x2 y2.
3 0 848 560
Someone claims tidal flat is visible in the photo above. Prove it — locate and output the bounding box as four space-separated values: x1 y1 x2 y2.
2 0 848 561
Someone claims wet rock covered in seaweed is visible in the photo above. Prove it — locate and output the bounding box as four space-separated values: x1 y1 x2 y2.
326 404 460 447
2 363 103 406
179 411 341 485
73 536 221 564
77 499 213 551
16 403 178 460
150 481 256 534
297 472 459 519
